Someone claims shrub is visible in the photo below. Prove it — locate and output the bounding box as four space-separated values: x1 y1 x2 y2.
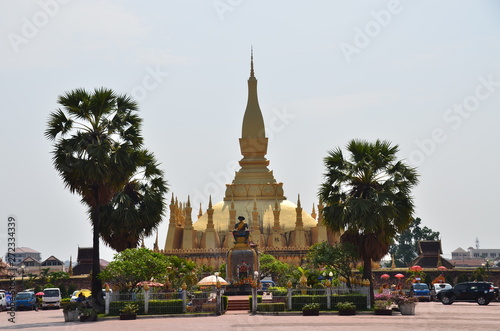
268 287 288 296
257 303 286 312
335 301 356 311
248 295 262 308
373 300 392 310
391 295 417 305
302 302 320 311
109 299 183 315
63 301 81 312
120 303 138 314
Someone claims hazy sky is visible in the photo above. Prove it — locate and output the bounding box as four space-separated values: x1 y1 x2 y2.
1 0 499 264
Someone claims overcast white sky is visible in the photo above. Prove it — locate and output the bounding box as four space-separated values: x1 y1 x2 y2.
1 0 499 263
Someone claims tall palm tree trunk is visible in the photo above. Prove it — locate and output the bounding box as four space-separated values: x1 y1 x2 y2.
362 256 375 305
91 206 104 311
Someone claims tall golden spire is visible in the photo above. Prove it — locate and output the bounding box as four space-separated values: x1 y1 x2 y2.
226 49 281 193
242 48 265 139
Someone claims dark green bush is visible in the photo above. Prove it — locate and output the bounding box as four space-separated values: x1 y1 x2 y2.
290 294 367 311
222 296 228 310
248 295 262 308
268 287 288 296
257 303 286 312
109 299 183 316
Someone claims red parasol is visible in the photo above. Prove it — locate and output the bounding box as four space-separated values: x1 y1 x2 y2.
35 292 45 296
410 265 422 271
380 274 390 280
437 266 447 271
395 273 405 278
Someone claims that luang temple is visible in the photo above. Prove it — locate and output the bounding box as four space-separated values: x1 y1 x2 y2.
155 52 341 270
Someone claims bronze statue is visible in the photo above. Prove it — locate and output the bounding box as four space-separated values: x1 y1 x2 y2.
232 216 249 243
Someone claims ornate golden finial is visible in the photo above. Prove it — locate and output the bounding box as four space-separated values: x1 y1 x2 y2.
311 203 317 220
250 46 254 77
153 231 159 251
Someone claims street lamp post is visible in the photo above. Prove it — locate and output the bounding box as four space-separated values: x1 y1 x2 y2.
215 272 221 316
482 259 491 281
18 265 26 290
252 271 259 315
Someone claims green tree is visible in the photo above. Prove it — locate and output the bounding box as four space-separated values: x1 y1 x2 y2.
49 271 70 285
39 268 51 284
306 241 359 291
259 254 295 286
388 218 440 267
99 248 168 291
165 255 198 290
45 87 167 309
319 139 419 301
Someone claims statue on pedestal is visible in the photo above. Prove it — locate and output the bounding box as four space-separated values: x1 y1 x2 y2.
232 216 249 243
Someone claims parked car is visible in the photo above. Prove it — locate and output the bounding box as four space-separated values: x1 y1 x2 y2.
430 283 452 301
42 288 61 309
0 290 6 311
14 291 36 311
70 290 79 303
410 282 431 301
261 280 276 291
437 281 496 305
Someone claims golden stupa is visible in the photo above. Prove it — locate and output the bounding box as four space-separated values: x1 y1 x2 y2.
159 52 340 268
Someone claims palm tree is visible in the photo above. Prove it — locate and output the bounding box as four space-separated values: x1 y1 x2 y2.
45 87 167 310
98 151 167 251
318 139 418 301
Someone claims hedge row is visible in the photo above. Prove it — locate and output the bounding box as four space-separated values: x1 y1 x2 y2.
108 300 183 316
290 294 367 311
257 303 286 312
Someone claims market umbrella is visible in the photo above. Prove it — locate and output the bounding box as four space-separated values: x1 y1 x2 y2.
410 265 422 271
197 274 229 286
136 281 164 287
380 274 390 280
35 292 45 296
394 273 405 278
437 266 447 271
75 289 92 298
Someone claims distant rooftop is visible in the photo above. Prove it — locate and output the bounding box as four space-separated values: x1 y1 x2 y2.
12 247 40 253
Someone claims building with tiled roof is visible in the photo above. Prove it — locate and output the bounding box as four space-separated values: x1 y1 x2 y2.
410 240 454 269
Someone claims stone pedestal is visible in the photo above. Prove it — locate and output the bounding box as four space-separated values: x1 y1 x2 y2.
226 242 259 295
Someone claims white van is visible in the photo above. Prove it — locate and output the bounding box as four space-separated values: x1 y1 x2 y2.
0 290 6 311
42 288 61 309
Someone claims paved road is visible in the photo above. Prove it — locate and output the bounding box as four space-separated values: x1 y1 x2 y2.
2 301 500 331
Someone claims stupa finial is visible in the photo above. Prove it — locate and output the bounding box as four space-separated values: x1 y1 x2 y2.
250 46 254 78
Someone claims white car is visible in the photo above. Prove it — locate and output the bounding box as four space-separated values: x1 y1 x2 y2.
70 290 80 303
431 283 452 301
